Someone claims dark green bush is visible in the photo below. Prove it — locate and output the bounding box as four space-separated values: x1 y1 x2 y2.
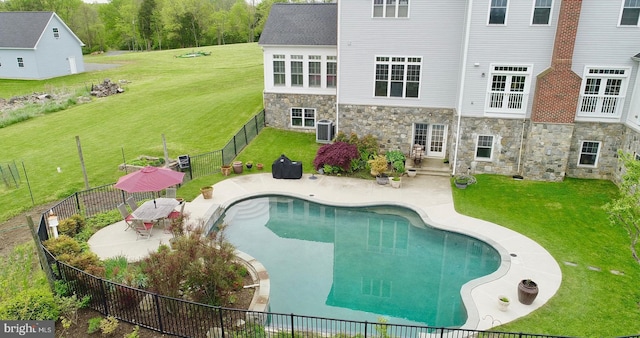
58 214 86 237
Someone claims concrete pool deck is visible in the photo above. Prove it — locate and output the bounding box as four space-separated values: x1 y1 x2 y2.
88 173 561 331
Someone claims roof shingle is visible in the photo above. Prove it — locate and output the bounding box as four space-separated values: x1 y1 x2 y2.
258 3 337 46
0 11 55 49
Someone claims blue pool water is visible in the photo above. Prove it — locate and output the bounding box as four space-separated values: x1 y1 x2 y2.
220 195 500 328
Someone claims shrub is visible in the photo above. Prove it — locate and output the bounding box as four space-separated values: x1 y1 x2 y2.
100 316 119 335
43 235 82 256
87 317 102 334
313 142 359 172
143 225 244 306
334 132 380 172
57 214 86 237
0 288 59 320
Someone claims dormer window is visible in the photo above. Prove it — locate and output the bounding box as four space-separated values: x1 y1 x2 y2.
53 27 59 38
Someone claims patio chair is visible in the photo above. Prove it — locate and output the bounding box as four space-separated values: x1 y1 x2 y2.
131 219 155 240
126 196 138 212
117 203 134 231
165 201 186 234
165 187 177 199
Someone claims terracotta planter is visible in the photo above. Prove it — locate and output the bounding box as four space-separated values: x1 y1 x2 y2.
232 161 243 174
221 165 232 176
256 163 264 170
200 186 213 199
517 279 539 305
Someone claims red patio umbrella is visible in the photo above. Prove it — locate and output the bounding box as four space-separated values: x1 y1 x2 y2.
115 166 185 193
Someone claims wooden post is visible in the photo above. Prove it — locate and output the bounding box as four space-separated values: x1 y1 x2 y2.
76 136 90 189
162 134 169 167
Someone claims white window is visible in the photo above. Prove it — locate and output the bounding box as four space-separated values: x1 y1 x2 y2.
489 0 508 25
327 56 337 88
476 135 494 160
291 108 316 128
578 68 629 118
53 27 60 38
486 65 531 114
309 55 321 88
291 55 303 87
532 0 552 25
620 0 640 26
375 56 421 98
578 141 601 167
273 55 285 86
373 0 409 18
17 57 24 68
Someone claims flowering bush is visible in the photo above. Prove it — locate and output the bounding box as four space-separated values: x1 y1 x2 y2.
313 142 360 173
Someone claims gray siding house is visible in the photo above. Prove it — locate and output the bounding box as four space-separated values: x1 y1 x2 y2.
259 1 640 182
0 11 85 80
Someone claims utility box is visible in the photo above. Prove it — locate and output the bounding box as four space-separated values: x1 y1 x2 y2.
316 120 335 143
178 155 190 169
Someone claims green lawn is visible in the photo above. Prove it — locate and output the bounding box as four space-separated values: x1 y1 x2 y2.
2 43 638 337
0 43 263 221
453 175 640 336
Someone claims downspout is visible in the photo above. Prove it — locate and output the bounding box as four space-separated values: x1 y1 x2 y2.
453 0 473 176
335 2 341 136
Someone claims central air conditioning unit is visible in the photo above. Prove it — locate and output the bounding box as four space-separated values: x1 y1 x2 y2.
316 120 335 143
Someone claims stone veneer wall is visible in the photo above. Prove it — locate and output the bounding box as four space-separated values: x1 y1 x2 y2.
337 104 454 155
263 93 336 130
566 122 625 180
454 117 529 176
522 123 574 181
616 126 640 183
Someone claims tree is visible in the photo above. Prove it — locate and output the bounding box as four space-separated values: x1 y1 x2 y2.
138 0 157 50
605 151 640 264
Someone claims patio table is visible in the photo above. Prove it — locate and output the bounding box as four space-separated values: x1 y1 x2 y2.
131 198 180 221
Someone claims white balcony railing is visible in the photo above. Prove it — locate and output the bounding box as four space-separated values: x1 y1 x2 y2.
485 92 528 114
577 95 625 119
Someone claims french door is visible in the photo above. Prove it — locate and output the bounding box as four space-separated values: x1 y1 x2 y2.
413 123 447 158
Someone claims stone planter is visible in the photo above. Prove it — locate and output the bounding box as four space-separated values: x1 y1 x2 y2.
517 279 539 305
407 169 417 177
232 161 243 174
221 165 232 176
200 186 213 199
390 177 401 188
376 174 389 185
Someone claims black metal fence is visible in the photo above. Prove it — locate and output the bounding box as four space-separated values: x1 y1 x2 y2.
181 111 265 182
29 108 580 338
38 237 573 338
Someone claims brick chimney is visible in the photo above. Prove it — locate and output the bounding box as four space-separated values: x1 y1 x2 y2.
530 0 583 123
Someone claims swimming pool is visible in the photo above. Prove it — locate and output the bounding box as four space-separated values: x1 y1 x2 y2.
220 195 501 328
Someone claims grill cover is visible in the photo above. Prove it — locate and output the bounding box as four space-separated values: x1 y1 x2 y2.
272 154 303 179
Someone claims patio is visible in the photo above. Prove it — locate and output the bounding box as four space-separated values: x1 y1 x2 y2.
88 173 561 331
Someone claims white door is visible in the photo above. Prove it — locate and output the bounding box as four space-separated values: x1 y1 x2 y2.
68 56 77 74
427 124 447 158
413 123 447 158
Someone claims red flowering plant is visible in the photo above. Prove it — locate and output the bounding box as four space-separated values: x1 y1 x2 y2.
313 142 360 174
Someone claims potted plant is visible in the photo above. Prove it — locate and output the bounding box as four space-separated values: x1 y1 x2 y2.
385 150 406 168
220 165 232 176
368 155 389 185
200 186 213 199
390 173 401 188
518 279 539 305
256 163 264 170
454 173 476 189
232 161 243 174
498 296 510 312
407 168 417 177
245 161 253 169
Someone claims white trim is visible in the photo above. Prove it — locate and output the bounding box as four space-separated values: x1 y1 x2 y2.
577 140 602 168
484 64 532 115
487 0 508 26
290 107 317 129
454 0 474 176
530 0 553 26
576 66 630 120
475 135 494 162
618 0 640 27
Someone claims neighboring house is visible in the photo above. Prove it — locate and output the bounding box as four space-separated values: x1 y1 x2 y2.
0 11 85 80
259 0 640 182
